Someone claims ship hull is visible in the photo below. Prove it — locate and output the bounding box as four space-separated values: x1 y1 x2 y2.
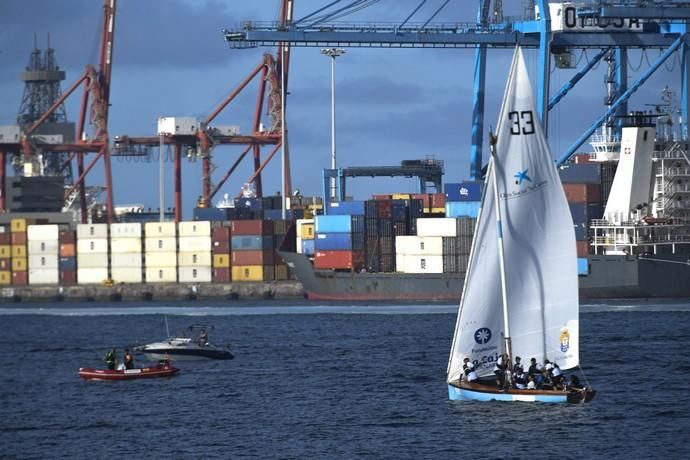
280 251 690 301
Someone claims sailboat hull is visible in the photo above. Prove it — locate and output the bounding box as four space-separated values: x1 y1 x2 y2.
448 382 594 404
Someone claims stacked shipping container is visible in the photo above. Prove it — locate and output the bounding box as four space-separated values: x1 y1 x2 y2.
0 225 11 285
211 226 232 282
178 221 212 283
231 220 275 281
77 223 109 284
10 219 29 285
296 218 315 255
145 222 177 283
110 223 143 283
445 181 482 218
314 214 365 270
59 229 76 284
27 224 59 284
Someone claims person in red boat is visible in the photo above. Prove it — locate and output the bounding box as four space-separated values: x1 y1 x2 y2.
123 349 135 370
104 348 117 370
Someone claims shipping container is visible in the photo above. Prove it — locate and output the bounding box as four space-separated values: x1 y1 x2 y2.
77 253 109 268
0 233 10 245
314 232 357 251
577 257 589 275
392 193 410 200
178 266 212 283
77 267 109 284
230 219 274 236
212 241 231 254
563 183 602 204
445 181 483 202
59 231 76 244
144 252 178 267
110 237 143 253
59 270 77 284
213 254 230 268
231 250 275 266
178 221 211 237
300 239 315 255
27 224 59 240
327 201 366 215
58 257 77 271
77 238 108 254
111 267 144 283
558 163 601 184
29 268 59 284
111 253 143 268
0 245 10 258
144 222 177 238
28 254 58 269
28 240 59 255
297 219 315 240
110 223 143 238
12 271 28 285
193 207 229 222
10 218 27 233
231 235 274 251
145 267 177 283
59 243 76 257
0 258 9 270
157 116 198 135
416 217 458 237
178 236 211 252
212 267 231 283
11 232 27 246
576 240 589 257
11 245 27 258
315 215 364 234
231 265 275 281
446 201 481 218
178 252 212 267
0 270 10 285
395 235 443 255
395 254 444 273
144 237 177 252
77 223 109 239
212 226 231 242
313 250 364 270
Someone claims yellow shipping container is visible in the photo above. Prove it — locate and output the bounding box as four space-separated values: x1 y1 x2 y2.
392 193 411 200
213 254 230 268
231 265 274 282
431 207 446 214
10 218 27 233
300 224 315 240
303 209 315 219
12 245 27 258
0 245 10 258
0 271 10 285
12 257 27 272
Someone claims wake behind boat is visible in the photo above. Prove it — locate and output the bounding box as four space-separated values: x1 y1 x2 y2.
134 325 234 361
446 47 595 404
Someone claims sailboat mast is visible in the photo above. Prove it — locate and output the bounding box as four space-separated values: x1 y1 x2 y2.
489 135 512 365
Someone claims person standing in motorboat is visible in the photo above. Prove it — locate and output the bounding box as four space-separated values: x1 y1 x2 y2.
104 348 117 370
123 349 135 370
198 328 209 347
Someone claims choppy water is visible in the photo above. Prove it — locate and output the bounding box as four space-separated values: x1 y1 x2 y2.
1 300 689 459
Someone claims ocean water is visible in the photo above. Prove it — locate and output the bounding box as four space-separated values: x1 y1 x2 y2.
1 300 689 459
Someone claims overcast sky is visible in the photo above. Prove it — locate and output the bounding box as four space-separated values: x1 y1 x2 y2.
0 0 681 216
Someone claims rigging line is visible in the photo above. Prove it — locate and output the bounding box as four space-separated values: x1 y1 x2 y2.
302 0 368 28
421 0 450 29
324 0 382 22
577 364 592 390
399 0 427 30
643 48 652 67
628 50 644 72
293 0 342 27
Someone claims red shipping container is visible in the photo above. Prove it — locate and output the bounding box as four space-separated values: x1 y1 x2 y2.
377 200 392 218
0 258 10 270
0 232 10 245
314 250 364 270
60 270 77 285
563 183 602 204
212 268 231 283
372 194 392 201
411 194 432 210
576 240 589 257
431 193 446 208
231 250 275 266
12 271 28 286
573 153 592 164
59 231 76 244
11 232 27 245
212 241 231 255
59 244 76 257
212 226 231 243
230 219 274 236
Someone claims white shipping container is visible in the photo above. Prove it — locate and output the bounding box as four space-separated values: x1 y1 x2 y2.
144 222 177 238
145 267 177 283
178 221 211 237
27 224 59 240
110 237 143 253
178 251 212 267
144 237 177 252
76 223 109 239
296 236 302 254
28 240 59 255
416 218 458 237
395 235 443 256
77 267 110 284
29 268 59 285
77 238 109 254
111 253 143 268
77 253 109 268
157 116 198 135
395 254 444 274
111 267 143 283
110 223 142 238
178 266 212 283
144 251 178 268
28 254 59 269
178 236 211 252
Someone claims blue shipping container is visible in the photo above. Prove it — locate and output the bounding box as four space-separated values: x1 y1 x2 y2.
327 201 366 216
446 201 480 218
315 215 364 233
314 232 353 251
59 257 76 271
231 235 274 251
558 163 601 184
301 239 315 256
445 181 483 202
577 257 589 275
193 207 227 222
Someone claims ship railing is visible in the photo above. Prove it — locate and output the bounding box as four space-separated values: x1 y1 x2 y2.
591 234 690 245
656 166 690 177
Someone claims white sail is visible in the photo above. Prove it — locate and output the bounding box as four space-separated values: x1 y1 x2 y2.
447 48 579 383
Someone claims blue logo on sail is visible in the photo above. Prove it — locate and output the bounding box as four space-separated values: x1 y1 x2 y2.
514 169 532 185
474 327 492 344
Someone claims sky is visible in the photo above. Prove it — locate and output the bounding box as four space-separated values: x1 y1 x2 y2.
0 0 682 217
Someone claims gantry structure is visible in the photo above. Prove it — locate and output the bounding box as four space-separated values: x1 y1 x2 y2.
223 0 690 181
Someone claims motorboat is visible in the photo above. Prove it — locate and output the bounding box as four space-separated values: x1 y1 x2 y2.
79 363 179 381
134 325 234 361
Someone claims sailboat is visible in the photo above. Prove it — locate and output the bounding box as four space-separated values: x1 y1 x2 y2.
446 47 595 403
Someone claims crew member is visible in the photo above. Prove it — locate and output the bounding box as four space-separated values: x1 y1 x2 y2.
123 349 135 370
104 348 117 370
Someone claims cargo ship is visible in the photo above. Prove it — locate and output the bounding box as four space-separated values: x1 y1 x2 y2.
280 107 690 301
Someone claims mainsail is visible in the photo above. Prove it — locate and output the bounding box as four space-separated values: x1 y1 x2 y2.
447 48 579 383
